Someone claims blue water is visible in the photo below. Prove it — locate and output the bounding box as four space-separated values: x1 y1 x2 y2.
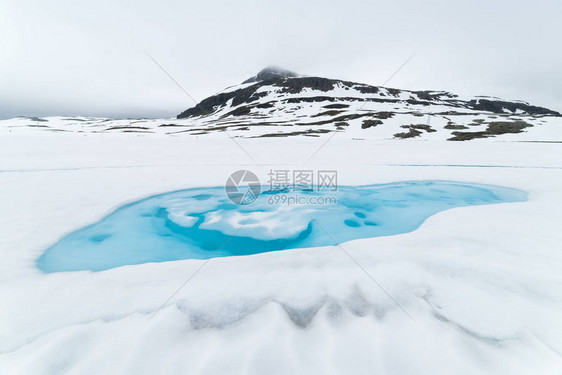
37 181 526 273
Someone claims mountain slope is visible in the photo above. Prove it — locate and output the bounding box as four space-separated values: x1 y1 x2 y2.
2 67 560 141
174 67 560 140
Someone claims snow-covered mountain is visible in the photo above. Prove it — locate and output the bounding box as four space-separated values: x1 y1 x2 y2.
2 67 561 141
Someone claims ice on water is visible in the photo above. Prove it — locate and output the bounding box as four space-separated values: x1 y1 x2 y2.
37 181 526 272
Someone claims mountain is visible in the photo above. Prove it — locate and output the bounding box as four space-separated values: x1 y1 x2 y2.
173 67 560 140
2 67 560 141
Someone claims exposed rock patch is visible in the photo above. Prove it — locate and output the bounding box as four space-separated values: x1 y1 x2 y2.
448 121 532 141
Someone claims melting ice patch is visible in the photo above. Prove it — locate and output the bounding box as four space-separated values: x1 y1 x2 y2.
37 181 526 272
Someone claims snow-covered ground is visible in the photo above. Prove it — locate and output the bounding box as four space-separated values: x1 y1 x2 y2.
1 131 562 374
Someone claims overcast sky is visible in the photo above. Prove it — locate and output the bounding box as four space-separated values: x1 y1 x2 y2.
1 0 561 119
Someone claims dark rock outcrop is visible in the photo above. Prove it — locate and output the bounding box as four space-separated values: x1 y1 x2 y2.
466 99 559 116
242 66 299 84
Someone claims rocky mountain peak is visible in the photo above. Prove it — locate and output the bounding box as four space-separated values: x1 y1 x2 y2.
242 66 299 84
